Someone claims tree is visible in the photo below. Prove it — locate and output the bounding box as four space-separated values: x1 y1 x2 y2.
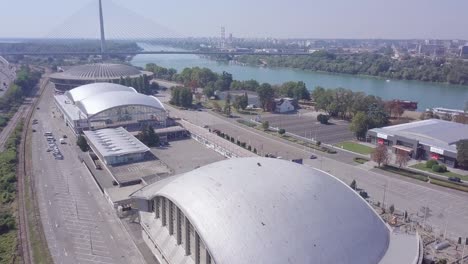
224 93 232 116
350 179 357 190
211 101 222 112
76 135 89 152
371 144 389 167
138 125 160 147
367 103 389 128
239 93 249 110
262 121 269 131
257 83 275 111
278 128 286 135
171 87 193 108
317 114 329 124
146 125 160 147
350 112 370 140
395 151 410 168
456 139 468 168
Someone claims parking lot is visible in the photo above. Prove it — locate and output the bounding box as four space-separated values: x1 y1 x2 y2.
151 139 225 175
255 112 354 144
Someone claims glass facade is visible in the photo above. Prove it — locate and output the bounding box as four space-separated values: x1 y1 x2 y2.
89 105 166 129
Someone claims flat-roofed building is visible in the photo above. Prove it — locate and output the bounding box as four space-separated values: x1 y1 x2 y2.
84 127 150 165
368 119 468 167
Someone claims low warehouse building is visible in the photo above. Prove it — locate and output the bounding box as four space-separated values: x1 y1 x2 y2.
84 127 150 165
367 119 468 167
132 157 422 264
54 83 167 134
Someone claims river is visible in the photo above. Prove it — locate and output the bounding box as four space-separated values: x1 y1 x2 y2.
131 44 468 111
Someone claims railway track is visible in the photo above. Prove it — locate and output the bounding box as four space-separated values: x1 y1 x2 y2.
16 75 49 264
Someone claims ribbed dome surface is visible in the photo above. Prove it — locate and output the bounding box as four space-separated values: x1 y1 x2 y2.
54 63 142 80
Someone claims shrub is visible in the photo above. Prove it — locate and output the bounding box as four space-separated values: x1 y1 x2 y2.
432 164 443 172
359 191 369 199
440 164 447 172
389 204 395 214
317 114 329 124
247 145 252 151
316 140 321 146
426 159 438 168
350 180 357 190
253 148 257 154
278 128 286 135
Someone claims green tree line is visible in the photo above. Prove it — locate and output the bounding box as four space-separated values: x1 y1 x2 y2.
145 64 311 111
0 66 41 132
236 51 468 85
0 122 23 262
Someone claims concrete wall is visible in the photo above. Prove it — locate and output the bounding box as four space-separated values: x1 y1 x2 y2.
140 196 214 264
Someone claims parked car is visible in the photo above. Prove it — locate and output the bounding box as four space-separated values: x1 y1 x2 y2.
309 154 317 159
448 177 461 183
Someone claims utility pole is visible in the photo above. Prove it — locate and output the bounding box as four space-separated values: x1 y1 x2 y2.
382 183 387 211
98 0 107 56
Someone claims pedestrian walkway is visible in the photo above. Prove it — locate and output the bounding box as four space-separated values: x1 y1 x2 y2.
179 119 256 158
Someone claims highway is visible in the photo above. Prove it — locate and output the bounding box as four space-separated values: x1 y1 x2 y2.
30 83 146 264
159 92 468 239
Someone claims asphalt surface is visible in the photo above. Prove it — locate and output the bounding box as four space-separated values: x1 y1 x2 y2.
31 83 146 264
160 92 468 239
256 112 355 144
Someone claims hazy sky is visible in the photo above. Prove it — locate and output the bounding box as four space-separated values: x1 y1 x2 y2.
0 0 467 39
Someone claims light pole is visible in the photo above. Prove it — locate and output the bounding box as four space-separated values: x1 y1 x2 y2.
382 183 387 211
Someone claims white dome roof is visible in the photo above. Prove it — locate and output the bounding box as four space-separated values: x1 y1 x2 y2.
65 83 137 103
134 157 392 264
76 91 165 117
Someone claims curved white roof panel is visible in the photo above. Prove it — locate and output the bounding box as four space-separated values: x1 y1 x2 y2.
134 157 392 264
65 83 137 103
76 91 165 117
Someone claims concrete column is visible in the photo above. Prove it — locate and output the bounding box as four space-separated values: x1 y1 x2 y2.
168 201 174 235
185 217 190 255
161 198 166 226
195 232 200 264
206 250 211 264
176 208 182 245
155 197 160 219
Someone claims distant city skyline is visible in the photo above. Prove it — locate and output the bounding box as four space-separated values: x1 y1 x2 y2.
0 0 467 40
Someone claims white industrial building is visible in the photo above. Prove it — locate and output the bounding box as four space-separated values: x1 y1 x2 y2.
54 83 167 134
132 157 422 264
84 127 150 165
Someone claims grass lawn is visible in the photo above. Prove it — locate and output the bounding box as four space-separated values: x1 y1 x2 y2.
204 100 226 110
378 165 429 182
335 141 374 155
237 119 257 127
410 163 468 181
430 178 468 193
353 157 370 164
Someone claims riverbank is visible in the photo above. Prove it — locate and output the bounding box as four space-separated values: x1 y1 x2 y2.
132 44 468 110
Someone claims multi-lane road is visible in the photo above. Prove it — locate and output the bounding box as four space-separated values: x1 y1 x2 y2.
159 92 468 239
30 83 146 264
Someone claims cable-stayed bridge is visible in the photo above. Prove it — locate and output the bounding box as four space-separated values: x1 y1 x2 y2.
0 0 313 57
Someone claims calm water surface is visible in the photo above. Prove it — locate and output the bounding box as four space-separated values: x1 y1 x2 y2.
132 44 468 110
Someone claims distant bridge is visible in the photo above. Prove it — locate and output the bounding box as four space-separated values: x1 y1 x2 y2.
0 50 313 56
